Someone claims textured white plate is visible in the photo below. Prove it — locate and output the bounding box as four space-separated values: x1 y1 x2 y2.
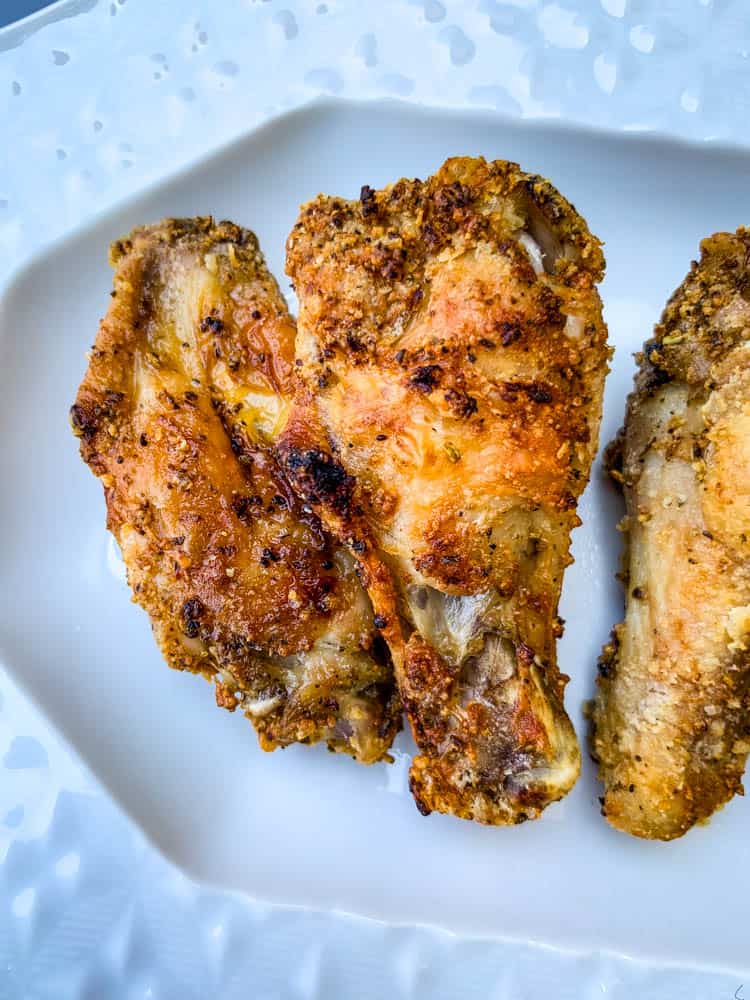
1 99 749 977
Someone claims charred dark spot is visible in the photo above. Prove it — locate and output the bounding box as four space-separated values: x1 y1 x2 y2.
371 243 407 281
251 309 262 320
499 322 522 347
640 339 672 393
373 614 387 629
321 560 334 570
351 539 366 554
285 448 355 515
260 547 280 567
346 332 365 352
410 364 442 393
395 349 406 365
182 596 205 638
501 380 553 404
184 390 198 403
139 432 149 447
70 404 97 438
360 184 377 216
434 181 473 211
444 388 478 418
376 433 388 441
172 535 185 545
231 495 253 522
527 384 553 403
631 586 645 599
422 223 439 248
70 390 124 440
200 316 224 334
479 337 496 349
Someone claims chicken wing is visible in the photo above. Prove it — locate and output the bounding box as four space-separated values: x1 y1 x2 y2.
593 229 750 839
283 158 609 822
71 218 399 762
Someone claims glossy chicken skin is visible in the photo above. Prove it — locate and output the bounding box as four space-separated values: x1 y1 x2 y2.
283 158 609 822
594 229 750 839
71 218 399 762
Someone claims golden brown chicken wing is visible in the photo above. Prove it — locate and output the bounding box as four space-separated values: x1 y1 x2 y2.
593 228 750 839
283 158 609 823
71 218 399 762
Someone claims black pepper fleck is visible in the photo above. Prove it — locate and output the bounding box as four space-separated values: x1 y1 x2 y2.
200 316 224 334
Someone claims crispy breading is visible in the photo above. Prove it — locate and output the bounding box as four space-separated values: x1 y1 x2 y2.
283 158 609 822
71 218 399 762
593 228 750 839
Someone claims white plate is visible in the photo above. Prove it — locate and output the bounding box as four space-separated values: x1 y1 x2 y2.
1 99 749 975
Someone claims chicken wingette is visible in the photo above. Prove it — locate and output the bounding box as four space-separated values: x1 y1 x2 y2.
593 228 750 839
71 218 399 762
283 158 609 823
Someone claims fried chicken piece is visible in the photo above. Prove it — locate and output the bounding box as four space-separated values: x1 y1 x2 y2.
71 218 399 763
283 158 609 823
593 229 750 839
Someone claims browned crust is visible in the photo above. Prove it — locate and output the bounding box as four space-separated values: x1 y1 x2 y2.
284 157 610 822
593 228 750 839
71 217 400 762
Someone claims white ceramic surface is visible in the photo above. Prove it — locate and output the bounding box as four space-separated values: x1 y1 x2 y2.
3 99 750 977
2 3 750 997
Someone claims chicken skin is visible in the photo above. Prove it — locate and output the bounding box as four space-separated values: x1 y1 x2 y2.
283 158 609 823
71 218 399 763
593 229 750 839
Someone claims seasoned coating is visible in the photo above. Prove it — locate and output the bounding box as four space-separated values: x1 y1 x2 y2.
284 158 609 823
593 229 750 839
71 218 399 762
